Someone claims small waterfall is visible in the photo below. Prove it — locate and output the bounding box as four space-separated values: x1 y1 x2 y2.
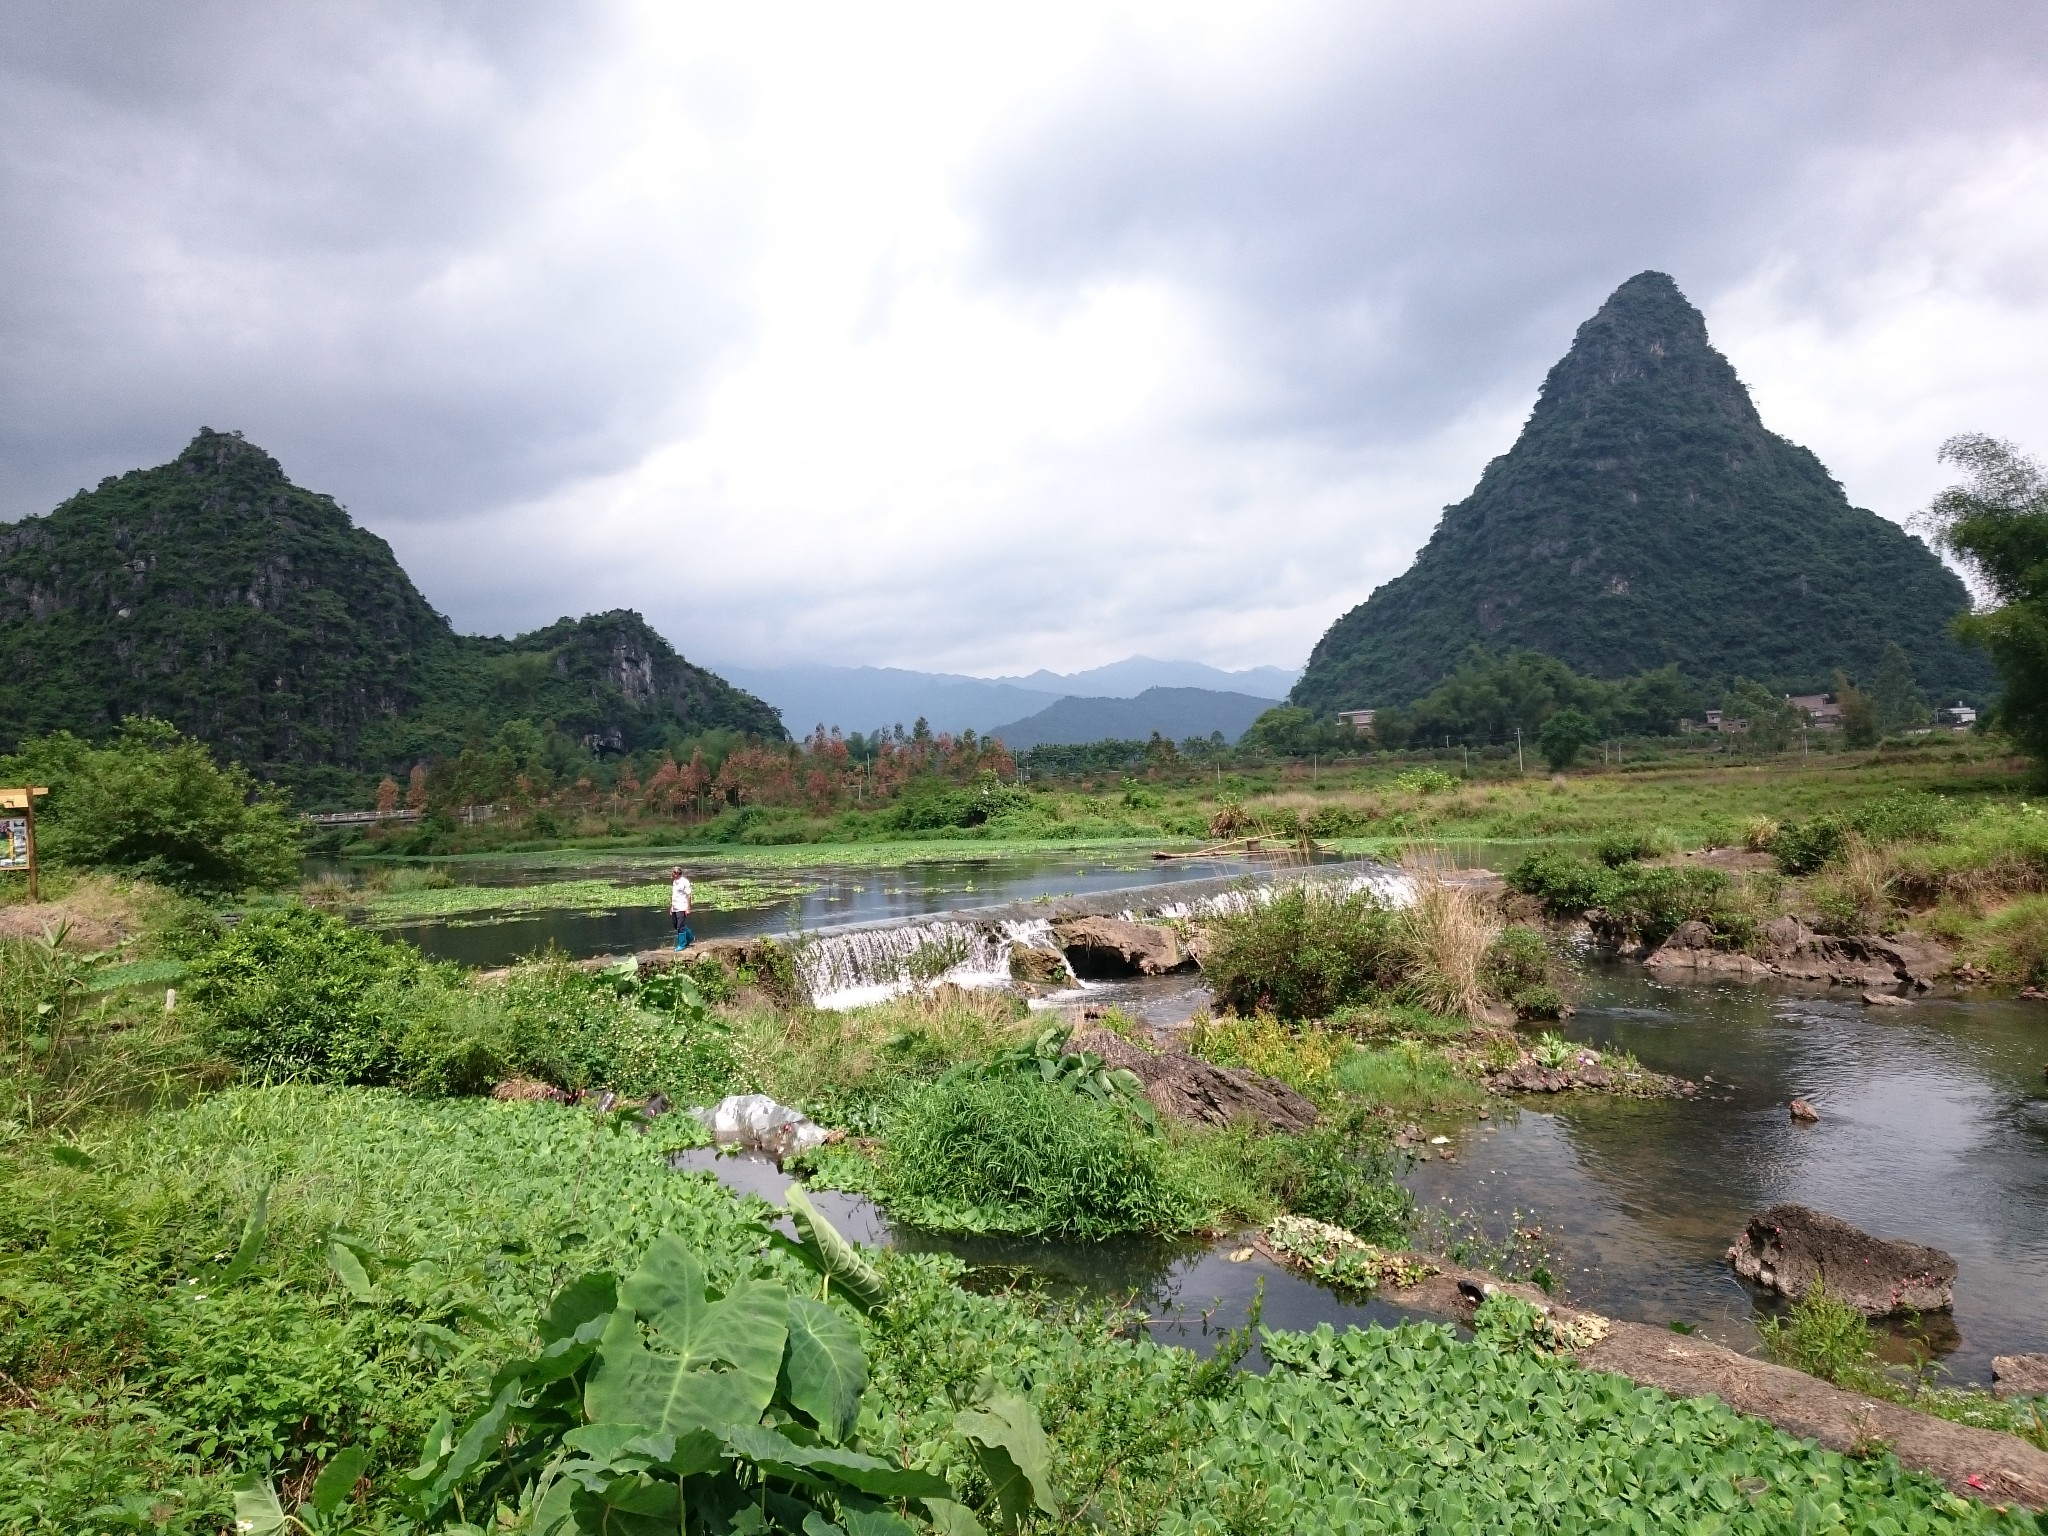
799 917 1072 1011
792 865 1410 1011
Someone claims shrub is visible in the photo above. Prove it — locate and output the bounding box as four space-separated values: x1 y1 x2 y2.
878 1074 1193 1237
495 956 737 1101
1393 768 1458 795
188 906 437 1083
1758 1282 1879 1389
1507 853 1726 945
1 720 299 895
1594 829 1656 866
1203 886 1411 1020
1507 850 1609 914
1485 926 1566 1018
1774 815 1849 874
1244 1121 1412 1243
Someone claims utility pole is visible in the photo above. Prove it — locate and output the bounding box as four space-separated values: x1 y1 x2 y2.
1516 728 1524 775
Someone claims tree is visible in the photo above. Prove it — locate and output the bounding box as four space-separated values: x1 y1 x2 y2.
1538 708 1598 770
1871 641 1928 735
1834 671 1878 749
1724 679 1800 755
1920 434 2048 763
0 718 299 895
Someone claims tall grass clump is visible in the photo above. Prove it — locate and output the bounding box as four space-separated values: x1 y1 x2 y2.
1399 878 1498 1017
878 1074 1195 1237
1203 886 1412 1020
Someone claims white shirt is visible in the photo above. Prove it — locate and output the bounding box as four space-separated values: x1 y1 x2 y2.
670 875 692 913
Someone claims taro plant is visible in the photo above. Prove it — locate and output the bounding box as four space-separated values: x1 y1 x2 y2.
334 1188 1059 1535
965 1022 1156 1130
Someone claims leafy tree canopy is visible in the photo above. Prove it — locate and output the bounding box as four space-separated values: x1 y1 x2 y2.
0 717 300 894
1538 708 1598 771
1922 433 2048 766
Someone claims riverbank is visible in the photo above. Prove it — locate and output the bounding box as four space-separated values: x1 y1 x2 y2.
9 843 2048 1529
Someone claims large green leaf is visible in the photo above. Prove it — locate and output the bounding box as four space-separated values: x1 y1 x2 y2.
782 1296 866 1444
541 1271 618 1342
954 1394 1057 1532
308 1445 368 1517
785 1184 888 1313
215 1183 272 1286
921 1497 986 1536
229 1474 286 1536
720 1424 953 1500
586 1238 788 1435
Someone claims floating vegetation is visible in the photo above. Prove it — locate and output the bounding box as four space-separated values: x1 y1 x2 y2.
1261 1213 1438 1293
341 873 816 925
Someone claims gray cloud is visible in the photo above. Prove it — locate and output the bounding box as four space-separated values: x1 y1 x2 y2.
968 2 2048 441
3 2 2046 672
0 1 756 539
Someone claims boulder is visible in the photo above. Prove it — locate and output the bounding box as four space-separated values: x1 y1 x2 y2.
1991 1354 2048 1400
1068 1028 1317 1132
1761 915 1811 956
1008 942 1071 985
1727 1203 1956 1315
1861 991 1911 1007
1789 1098 1821 1122
1053 916 1187 977
1643 924 1774 978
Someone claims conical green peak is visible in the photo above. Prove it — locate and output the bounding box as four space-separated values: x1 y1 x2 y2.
1528 270 1759 435
176 427 288 484
1290 273 1992 714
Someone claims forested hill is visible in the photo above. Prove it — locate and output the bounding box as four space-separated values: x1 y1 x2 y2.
0 429 782 796
1293 272 1993 715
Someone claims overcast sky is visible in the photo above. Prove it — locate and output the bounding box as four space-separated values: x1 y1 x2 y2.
4 2 2045 675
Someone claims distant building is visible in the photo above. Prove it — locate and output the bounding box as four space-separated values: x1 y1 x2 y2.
1337 708 1377 732
1694 709 1747 733
1786 692 1842 727
1939 701 1978 727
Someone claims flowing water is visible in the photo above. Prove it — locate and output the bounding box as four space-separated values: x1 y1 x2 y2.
352 852 1319 969
674 961 2048 1382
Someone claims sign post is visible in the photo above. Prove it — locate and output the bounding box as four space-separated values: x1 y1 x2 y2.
0 787 49 901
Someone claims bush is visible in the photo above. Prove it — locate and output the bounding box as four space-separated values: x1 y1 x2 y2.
1594 829 1656 866
1507 850 1609 914
1245 1121 1412 1242
1774 815 1849 874
1 720 299 895
1507 853 1726 945
494 956 737 1101
1538 708 1598 771
188 907 438 1083
1203 886 1412 1020
878 1073 1193 1237
1485 926 1566 1018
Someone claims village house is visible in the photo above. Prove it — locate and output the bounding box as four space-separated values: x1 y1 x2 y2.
1336 708 1377 732
1786 692 1842 727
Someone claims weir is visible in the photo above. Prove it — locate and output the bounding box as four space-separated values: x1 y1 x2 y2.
790 859 1414 1009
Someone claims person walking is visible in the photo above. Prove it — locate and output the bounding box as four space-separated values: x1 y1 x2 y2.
669 865 693 950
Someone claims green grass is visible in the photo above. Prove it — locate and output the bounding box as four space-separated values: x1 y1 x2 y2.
1331 1041 1487 1116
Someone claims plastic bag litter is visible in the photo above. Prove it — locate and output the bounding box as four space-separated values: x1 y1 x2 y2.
691 1093 830 1160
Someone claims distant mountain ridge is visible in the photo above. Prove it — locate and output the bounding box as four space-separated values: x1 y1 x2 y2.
989 687 1275 750
1293 271 1993 714
0 429 782 796
719 657 1297 737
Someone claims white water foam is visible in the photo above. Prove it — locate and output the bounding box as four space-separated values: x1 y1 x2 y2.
795 868 1413 1010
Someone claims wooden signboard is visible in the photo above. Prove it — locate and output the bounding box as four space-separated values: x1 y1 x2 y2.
0 787 48 899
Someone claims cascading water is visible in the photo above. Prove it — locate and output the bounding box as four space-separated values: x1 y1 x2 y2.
798 917 1072 1010
794 867 1412 1011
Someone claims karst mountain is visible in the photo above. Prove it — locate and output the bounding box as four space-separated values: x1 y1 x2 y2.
1292 271 1992 715
0 428 782 796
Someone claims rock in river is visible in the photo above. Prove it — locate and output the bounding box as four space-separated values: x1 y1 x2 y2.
1070 1028 1318 1132
1727 1203 1956 1315
1053 915 1187 977
1992 1354 2048 1400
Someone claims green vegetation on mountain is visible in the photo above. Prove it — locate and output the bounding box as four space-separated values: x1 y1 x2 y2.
1294 271 1993 715
0 429 782 800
